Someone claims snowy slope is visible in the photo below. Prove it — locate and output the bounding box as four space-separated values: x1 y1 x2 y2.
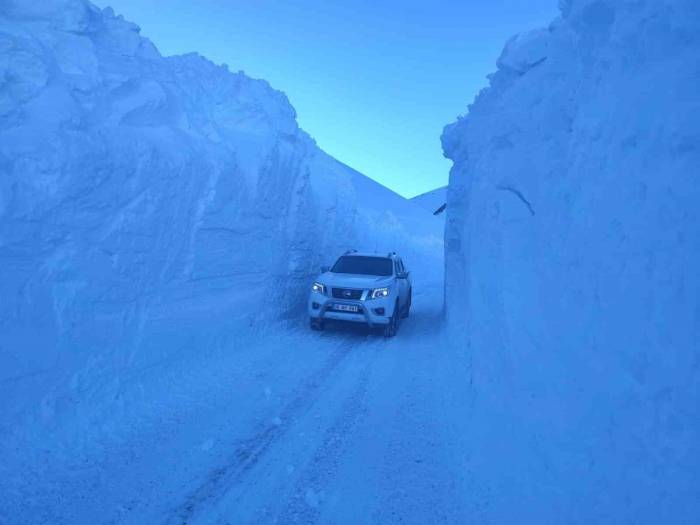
410 186 447 216
442 0 700 522
0 0 441 458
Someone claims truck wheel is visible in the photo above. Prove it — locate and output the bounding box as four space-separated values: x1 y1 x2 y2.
383 302 399 338
402 290 412 319
310 318 324 331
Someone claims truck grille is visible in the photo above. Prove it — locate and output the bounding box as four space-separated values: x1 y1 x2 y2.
332 288 363 300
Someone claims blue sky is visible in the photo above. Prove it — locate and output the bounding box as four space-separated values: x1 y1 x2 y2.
97 0 557 197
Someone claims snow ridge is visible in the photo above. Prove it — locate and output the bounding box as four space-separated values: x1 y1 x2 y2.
410 186 447 217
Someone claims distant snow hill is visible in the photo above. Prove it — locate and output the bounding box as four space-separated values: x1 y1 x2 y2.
0 0 442 416
410 186 447 216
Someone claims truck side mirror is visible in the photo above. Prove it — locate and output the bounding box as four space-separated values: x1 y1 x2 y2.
321 266 330 273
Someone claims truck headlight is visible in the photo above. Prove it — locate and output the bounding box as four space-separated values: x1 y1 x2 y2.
311 282 325 295
370 287 389 299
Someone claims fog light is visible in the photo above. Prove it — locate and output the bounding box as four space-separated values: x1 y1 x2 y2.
374 307 385 316
312 302 320 310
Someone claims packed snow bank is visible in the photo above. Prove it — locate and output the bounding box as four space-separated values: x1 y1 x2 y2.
442 0 700 522
410 186 447 217
0 0 441 448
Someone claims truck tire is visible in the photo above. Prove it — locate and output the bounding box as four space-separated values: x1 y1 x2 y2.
383 302 399 338
402 289 412 319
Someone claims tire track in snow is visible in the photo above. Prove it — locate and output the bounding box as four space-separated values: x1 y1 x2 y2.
167 333 367 524
247 307 443 524
368 339 469 525
255 357 374 525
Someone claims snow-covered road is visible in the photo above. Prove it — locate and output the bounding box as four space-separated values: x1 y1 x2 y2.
4 279 478 525
175 300 467 525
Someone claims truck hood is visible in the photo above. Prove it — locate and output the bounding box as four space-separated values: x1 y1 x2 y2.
319 273 392 290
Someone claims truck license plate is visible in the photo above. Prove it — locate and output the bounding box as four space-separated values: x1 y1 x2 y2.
335 304 359 312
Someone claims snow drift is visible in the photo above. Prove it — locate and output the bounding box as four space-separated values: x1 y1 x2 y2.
0 0 441 442
442 0 700 522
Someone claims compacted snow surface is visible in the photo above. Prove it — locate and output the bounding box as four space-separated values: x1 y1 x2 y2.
2 0 699 523
4 289 469 524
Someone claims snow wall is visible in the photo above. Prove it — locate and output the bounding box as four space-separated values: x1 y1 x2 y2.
442 0 700 521
0 0 442 426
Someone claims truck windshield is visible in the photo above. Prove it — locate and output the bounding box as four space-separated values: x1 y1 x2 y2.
331 256 393 277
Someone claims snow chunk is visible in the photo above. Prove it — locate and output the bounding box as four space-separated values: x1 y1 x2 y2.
199 439 215 452
304 488 320 508
496 29 549 74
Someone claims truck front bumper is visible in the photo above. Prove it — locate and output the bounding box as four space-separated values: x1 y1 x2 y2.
308 294 392 327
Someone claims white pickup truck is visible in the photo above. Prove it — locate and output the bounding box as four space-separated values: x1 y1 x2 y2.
308 250 412 337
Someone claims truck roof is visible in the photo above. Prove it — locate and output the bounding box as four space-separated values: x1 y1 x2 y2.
341 250 398 259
